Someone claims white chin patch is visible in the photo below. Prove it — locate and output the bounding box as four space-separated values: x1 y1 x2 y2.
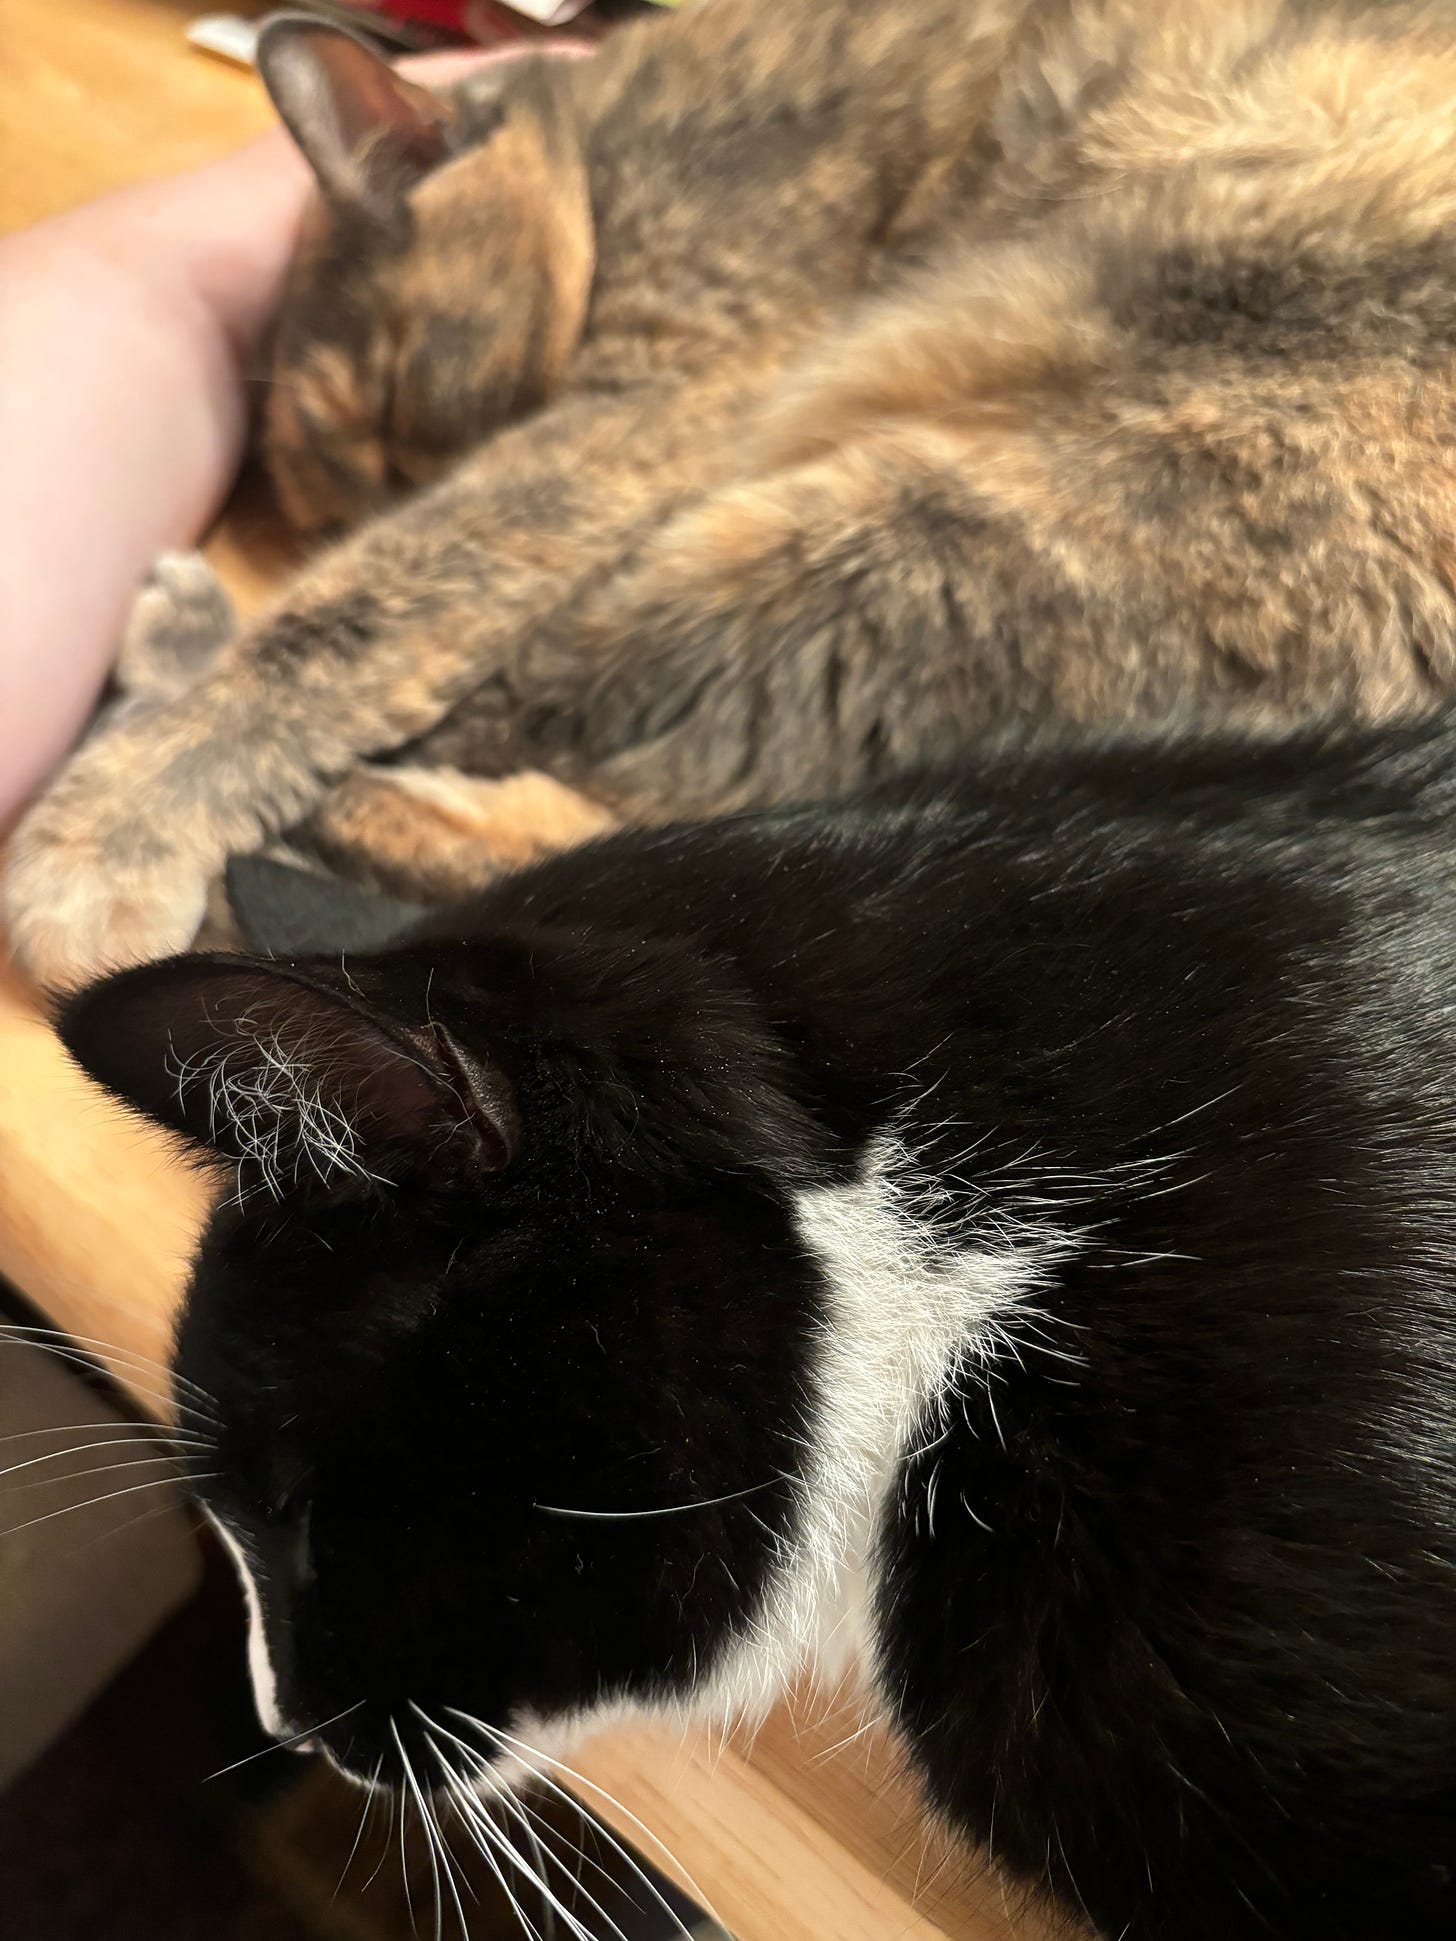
202 1506 286 1739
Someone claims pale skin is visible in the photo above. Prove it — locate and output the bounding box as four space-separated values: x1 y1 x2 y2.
0 45 588 840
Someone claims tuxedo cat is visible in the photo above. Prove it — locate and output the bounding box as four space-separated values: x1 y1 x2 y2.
61 711 1456 1940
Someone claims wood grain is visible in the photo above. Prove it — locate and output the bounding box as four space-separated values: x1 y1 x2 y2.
572 1709 1058 1941
0 5 1030 1934
0 0 275 233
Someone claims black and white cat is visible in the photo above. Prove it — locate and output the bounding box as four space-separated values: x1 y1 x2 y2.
62 714 1456 1940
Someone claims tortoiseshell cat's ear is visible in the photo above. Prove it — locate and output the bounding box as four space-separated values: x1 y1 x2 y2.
256 14 454 223
58 955 520 1190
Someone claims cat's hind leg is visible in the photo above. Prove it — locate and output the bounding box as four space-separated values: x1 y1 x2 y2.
299 766 617 902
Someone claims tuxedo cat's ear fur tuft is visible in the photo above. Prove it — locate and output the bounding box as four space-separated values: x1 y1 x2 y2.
58 954 518 1192
256 15 453 223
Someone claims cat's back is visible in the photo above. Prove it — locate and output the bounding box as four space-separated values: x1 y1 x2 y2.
853 725 1456 1938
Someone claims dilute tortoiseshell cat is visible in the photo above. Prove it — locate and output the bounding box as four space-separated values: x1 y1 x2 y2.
10 0 1456 985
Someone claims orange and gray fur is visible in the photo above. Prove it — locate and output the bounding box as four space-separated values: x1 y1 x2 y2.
11 0 1456 984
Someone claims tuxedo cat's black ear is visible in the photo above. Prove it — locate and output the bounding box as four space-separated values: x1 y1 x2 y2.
256 15 453 222
58 955 519 1190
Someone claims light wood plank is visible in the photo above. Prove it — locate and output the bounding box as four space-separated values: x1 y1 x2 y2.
0 0 275 233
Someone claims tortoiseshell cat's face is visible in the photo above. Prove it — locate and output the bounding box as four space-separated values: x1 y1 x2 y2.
60 946 820 1790
258 22 595 533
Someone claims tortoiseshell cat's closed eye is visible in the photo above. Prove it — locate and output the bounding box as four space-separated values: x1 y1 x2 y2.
11 0 1456 983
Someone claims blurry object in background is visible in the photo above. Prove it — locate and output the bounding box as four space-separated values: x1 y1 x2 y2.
188 4 464 64
493 0 604 25
185 15 266 65
465 0 665 43
0 1300 201 1794
186 3 659 68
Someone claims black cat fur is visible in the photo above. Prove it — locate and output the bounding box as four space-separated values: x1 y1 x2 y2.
61 712 1456 1940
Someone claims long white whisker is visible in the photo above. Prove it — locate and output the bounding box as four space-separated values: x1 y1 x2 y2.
0 1418 211 1451
2 1451 195 1496
361 1787 397 1895
0 1470 215 1540
401 1731 463 1941
0 1431 208 1483
397 1742 418 1939
422 1733 546 1941
472 1759 618 1941
203 1700 364 1782
452 1794 545 1941
390 1723 430 1933
520 1803 563 1941
334 1756 384 1903
0 1339 211 1428
64 1492 189 1559
426 1716 619 1941
408 1733 483 1934
533 1479 780 1520
434 1806 474 1939
448 1712 710 1941
0 1326 219 1412
394 1720 442 1941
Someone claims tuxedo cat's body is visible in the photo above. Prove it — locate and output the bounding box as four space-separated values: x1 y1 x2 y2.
65 713 1456 1940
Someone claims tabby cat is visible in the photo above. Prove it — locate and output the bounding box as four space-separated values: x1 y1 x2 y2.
62 709 1456 1939
11 0 1456 984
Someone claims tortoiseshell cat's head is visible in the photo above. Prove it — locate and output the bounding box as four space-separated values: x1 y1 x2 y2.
256 20 594 532
59 939 824 1787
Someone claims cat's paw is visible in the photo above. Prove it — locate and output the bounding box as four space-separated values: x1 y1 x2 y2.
3 758 213 991
116 552 237 702
4 832 211 992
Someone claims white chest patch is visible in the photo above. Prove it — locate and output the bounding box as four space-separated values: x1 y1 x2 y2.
694 1133 1072 1726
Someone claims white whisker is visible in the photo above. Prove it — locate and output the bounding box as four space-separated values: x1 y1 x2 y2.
0 1325 219 1413
395 1722 449 1941
426 1713 623 1941
448 1712 712 1941
0 1470 214 1540
361 1787 398 1895
203 1700 363 1782
0 1417 210 1450
395 1721 419 1938
2 1450 195 1496
534 1478 781 1520
422 1728 549 1941
334 1756 384 1902
0 1338 212 1429
0 1434 206 1486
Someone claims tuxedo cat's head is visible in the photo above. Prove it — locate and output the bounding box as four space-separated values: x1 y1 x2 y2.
255 18 594 533
60 944 824 1789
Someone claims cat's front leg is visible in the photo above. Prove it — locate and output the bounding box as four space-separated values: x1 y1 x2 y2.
301 765 618 901
3 383 741 988
2 554 242 984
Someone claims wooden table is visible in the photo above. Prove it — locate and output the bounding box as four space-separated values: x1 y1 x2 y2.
0 6 1046 1935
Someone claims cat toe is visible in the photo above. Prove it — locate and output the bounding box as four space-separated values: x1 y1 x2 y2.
117 551 237 701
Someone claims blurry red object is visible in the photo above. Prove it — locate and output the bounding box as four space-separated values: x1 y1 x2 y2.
369 2 474 28
365 1 605 37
